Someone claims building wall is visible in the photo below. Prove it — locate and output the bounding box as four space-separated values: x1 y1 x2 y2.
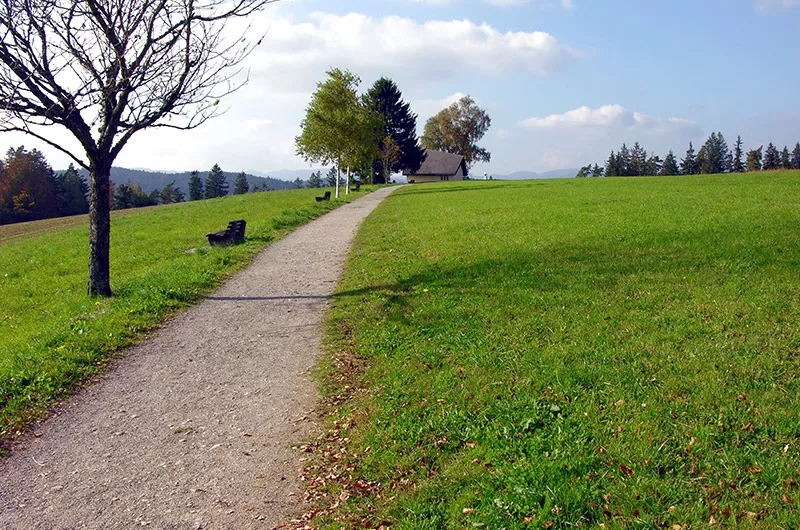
406 169 465 184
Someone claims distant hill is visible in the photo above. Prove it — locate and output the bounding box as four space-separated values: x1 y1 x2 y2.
494 169 578 180
71 167 301 194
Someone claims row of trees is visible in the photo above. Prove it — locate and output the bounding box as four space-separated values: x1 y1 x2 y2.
295 69 492 197
578 133 800 178
0 147 89 225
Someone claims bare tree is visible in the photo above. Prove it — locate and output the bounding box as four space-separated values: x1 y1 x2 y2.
0 0 276 296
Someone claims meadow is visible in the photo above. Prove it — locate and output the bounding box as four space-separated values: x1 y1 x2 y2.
313 172 800 528
0 187 367 443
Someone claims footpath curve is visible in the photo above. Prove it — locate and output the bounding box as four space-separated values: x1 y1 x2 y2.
0 186 399 529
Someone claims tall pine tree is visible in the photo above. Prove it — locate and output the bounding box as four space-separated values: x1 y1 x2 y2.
680 142 698 175
780 146 791 169
205 164 228 198
188 170 204 201
233 171 249 195
661 150 679 176
792 143 800 169
746 147 763 172
763 143 780 170
732 135 744 173
365 78 425 183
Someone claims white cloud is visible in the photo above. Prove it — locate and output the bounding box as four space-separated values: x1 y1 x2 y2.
560 0 576 10
519 104 700 135
755 0 800 11
248 12 581 89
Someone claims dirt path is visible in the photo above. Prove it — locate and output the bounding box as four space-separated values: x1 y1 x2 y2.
0 186 398 530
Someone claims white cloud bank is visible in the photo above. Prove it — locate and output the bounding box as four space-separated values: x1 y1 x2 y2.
249 12 581 88
519 104 700 136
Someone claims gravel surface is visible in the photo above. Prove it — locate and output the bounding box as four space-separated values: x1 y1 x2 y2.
0 186 398 530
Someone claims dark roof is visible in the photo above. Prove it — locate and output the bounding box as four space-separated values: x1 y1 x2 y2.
403 149 465 176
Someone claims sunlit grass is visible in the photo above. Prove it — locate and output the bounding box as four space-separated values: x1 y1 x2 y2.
315 172 800 528
0 187 370 443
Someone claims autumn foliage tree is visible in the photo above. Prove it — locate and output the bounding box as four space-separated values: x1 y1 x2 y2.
0 147 58 224
0 0 278 296
421 95 491 175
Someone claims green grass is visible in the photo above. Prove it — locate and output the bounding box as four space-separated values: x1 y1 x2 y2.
314 172 800 528
0 187 371 443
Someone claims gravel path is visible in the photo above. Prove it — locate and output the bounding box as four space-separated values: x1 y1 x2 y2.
0 186 397 530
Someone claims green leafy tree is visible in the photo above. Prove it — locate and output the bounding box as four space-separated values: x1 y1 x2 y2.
234 171 250 195
661 151 680 176
732 136 744 173
0 0 278 295
54 164 90 216
746 147 763 172
296 68 382 198
188 171 204 201
365 78 425 183
421 95 491 175
792 143 800 169
680 142 698 175
763 143 780 170
205 164 229 198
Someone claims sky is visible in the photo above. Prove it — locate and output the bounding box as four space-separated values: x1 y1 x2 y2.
3 0 800 177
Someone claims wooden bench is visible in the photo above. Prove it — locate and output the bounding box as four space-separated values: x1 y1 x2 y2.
207 219 246 246
315 191 331 202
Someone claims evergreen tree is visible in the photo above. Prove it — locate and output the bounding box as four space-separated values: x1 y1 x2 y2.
732 135 744 173
618 143 632 176
233 171 249 195
113 182 133 210
53 163 90 216
680 142 698 175
604 150 619 177
160 180 184 204
365 78 426 183
147 188 160 205
205 163 228 198
763 143 780 170
292 177 305 189
697 132 730 174
661 150 679 176
746 147 763 172
325 167 339 187
780 146 791 169
591 164 604 177
308 171 322 188
575 165 592 178
630 142 647 176
188 170 204 201
792 143 800 169
644 155 662 176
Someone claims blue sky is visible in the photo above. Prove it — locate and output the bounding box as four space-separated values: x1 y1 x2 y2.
4 0 800 176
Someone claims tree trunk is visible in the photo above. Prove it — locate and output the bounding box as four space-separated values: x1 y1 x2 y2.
345 166 350 195
88 157 112 297
335 162 340 199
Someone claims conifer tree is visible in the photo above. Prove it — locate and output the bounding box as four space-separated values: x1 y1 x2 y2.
54 164 90 216
591 164 603 177
680 142 698 175
205 164 229 198
604 151 619 177
326 167 339 187
308 171 322 188
732 136 744 173
188 171 204 201
746 147 763 172
792 143 800 169
763 143 780 170
233 172 250 195
661 151 679 176
780 146 791 169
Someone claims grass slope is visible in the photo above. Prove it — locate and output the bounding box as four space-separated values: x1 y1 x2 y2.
314 172 800 528
0 187 370 444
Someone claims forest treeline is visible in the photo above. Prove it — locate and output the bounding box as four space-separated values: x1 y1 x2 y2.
0 148 299 226
577 133 800 178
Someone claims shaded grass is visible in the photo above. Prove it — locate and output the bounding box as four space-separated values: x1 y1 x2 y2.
0 186 372 444
314 172 800 528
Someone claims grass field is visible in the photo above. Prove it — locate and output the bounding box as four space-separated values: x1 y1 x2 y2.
0 187 369 444
311 172 800 528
